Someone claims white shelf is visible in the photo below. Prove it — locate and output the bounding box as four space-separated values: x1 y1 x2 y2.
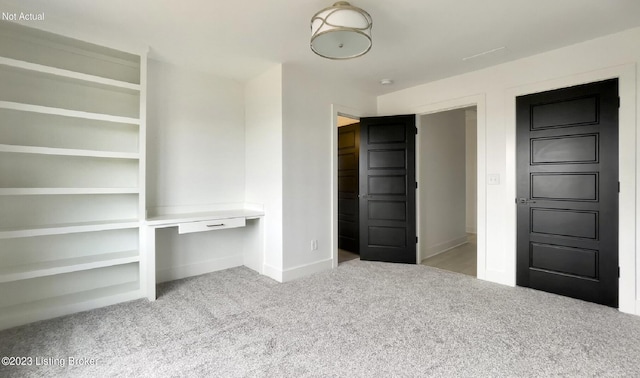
0 101 140 125
0 21 141 84
0 56 141 92
0 250 139 283
0 282 141 330
0 144 139 159
0 188 139 195
0 220 140 239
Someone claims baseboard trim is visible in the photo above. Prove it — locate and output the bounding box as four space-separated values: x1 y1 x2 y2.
156 255 244 283
485 269 515 287
466 226 477 234
262 264 283 283
282 259 333 282
422 235 469 260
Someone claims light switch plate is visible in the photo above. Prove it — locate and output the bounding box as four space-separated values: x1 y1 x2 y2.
488 173 500 185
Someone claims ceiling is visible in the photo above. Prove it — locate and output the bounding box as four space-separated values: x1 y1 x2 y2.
2 0 640 95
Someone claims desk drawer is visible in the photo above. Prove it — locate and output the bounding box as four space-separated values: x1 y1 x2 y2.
178 217 246 234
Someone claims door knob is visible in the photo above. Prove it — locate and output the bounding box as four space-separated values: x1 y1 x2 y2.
517 198 536 204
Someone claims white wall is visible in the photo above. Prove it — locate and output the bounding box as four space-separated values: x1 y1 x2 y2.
148 60 375 283
155 227 246 283
419 110 467 259
146 60 247 280
377 27 640 314
147 59 245 210
280 63 376 280
466 109 477 233
244 65 284 278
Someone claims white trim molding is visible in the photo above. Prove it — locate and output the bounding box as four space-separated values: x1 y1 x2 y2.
263 264 284 283
410 94 487 280
282 259 334 282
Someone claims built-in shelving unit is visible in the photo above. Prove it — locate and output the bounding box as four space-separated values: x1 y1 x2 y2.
0 21 147 330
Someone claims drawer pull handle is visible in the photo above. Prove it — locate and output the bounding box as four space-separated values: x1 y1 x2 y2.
206 223 225 227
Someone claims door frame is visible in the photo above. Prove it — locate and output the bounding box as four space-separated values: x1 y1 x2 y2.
505 64 637 313
411 95 487 278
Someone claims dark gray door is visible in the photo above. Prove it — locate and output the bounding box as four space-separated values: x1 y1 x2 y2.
516 79 619 307
338 123 360 253
359 115 416 263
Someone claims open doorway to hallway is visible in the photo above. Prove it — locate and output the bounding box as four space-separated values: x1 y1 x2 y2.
419 107 477 277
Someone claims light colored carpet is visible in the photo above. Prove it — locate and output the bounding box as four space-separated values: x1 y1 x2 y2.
2 260 640 377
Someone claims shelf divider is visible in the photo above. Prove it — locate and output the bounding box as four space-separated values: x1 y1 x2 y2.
0 101 140 125
0 188 140 195
0 250 139 283
0 144 139 159
0 220 141 239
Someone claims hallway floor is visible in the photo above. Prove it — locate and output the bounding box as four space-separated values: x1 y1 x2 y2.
421 234 477 277
338 249 359 264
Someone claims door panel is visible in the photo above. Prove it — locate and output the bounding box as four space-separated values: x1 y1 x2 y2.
368 175 406 194
369 201 406 221
516 79 618 307
530 208 598 239
530 173 597 200
359 115 416 263
531 96 598 128
368 150 406 168
338 123 360 253
531 134 598 163
530 243 597 278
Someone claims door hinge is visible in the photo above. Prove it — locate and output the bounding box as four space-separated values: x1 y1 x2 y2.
618 97 621 108
415 127 418 135
618 266 620 278
416 236 418 244
618 181 620 193
415 182 418 189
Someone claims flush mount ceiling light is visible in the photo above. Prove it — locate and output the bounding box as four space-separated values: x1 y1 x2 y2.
310 1 372 60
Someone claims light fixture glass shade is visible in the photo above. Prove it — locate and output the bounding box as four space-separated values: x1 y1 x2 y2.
310 1 372 60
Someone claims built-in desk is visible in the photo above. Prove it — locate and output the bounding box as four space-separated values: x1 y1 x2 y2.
144 209 265 300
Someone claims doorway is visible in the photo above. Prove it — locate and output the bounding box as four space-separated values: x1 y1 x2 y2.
419 107 478 277
337 115 360 264
336 114 417 264
334 109 478 272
